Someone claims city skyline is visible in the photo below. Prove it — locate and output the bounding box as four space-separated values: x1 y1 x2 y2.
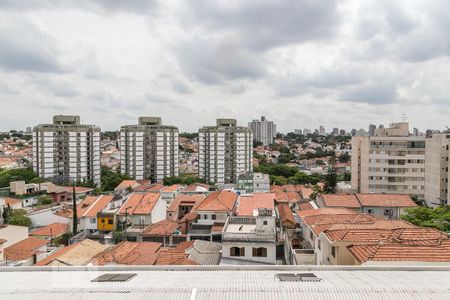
1 1 450 132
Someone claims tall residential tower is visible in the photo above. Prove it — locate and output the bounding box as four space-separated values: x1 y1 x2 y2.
33 115 101 184
351 122 425 199
248 116 276 146
120 117 179 181
199 119 252 184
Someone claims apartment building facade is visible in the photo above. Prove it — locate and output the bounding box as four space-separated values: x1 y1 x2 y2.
424 132 450 207
351 122 425 199
198 119 252 184
248 116 276 146
33 115 101 184
120 117 179 181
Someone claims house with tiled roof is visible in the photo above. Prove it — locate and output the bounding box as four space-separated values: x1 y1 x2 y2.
114 180 142 193
140 220 185 246
189 190 238 241
3 236 49 266
355 193 417 219
276 202 296 229
160 184 182 205
236 193 275 217
0 225 29 261
76 195 115 234
180 183 210 195
316 194 362 212
166 194 205 222
90 241 162 266
35 239 108 266
116 192 166 234
30 223 69 240
0 197 22 211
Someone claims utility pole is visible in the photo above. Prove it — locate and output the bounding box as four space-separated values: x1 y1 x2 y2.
122 206 131 241
72 182 78 240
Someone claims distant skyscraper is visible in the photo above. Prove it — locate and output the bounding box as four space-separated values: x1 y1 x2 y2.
319 126 326 136
120 117 179 181
351 129 357 136
368 124 376 136
199 119 252 184
332 128 339 136
339 129 346 136
413 128 419 136
33 115 100 184
248 116 276 146
304 128 312 135
294 129 303 135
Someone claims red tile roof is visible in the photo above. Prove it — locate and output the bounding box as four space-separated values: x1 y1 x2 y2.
327 219 416 231
167 194 205 212
274 190 301 203
298 201 316 211
2 197 22 206
155 245 198 265
117 193 160 215
321 194 361 208
179 212 199 223
30 223 69 238
142 220 179 236
355 194 417 207
277 202 296 227
195 190 238 212
181 183 210 193
301 187 314 199
303 213 382 235
91 241 162 265
77 195 114 218
62 186 94 193
162 184 182 193
237 193 275 216
115 180 141 190
296 207 356 218
4 237 48 261
348 240 450 263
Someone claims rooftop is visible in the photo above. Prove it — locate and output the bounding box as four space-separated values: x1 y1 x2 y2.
141 220 179 236
3 237 48 261
321 194 361 208
30 223 69 237
117 193 160 215
1 266 450 299
195 190 238 212
355 194 417 207
236 193 275 216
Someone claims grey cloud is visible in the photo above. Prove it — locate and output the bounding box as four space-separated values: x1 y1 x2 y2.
341 81 398 105
187 0 340 51
170 79 193 94
0 16 65 73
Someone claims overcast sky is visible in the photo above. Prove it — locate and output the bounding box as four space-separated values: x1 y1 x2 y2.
0 0 449 133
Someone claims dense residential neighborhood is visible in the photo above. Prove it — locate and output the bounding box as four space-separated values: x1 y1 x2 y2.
0 116 449 268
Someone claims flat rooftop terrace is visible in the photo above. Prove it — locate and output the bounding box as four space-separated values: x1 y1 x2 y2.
0 265 450 299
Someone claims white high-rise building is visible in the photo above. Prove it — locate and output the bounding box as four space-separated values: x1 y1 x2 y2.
199 119 252 185
424 131 450 207
248 116 276 146
351 122 425 199
33 115 101 184
120 117 179 182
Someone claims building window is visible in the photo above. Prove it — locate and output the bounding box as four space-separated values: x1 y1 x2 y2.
318 239 321 250
263 220 268 225
101 219 105 223
252 247 267 257
230 247 245 257
367 209 373 214
108 219 113 225
331 246 336 258
211 214 216 220
90 218 96 224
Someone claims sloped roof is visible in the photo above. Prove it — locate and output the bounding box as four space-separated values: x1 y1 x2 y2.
348 240 450 263
2 197 22 206
115 180 141 190
162 184 182 193
296 207 356 218
91 241 162 265
277 202 296 227
77 195 114 218
355 194 417 207
142 220 179 236
195 190 238 212
321 194 361 208
298 201 316 211
117 193 160 215
327 219 416 231
181 183 210 193
237 193 275 216
4 236 48 261
30 223 69 237
167 194 205 212
304 213 382 235
35 239 108 266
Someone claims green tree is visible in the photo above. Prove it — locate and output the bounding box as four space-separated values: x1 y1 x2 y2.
0 168 38 188
270 175 288 186
401 206 450 232
339 152 351 163
101 166 132 191
37 195 53 205
6 209 31 227
323 165 337 194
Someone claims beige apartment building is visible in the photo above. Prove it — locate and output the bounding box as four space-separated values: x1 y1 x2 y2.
120 117 179 182
33 115 101 184
351 122 425 199
424 132 450 207
198 119 252 184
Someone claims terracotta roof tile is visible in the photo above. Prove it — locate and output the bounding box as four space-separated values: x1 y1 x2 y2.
298 201 315 211
195 190 238 212
117 193 160 215
181 183 210 193
4 237 48 261
3 197 22 206
237 193 275 216
115 180 141 190
277 202 296 227
356 194 417 207
30 223 69 237
321 194 361 208
77 195 114 218
162 184 182 193
142 220 179 236
91 241 162 265
304 213 382 235
296 207 356 218
167 194 205 212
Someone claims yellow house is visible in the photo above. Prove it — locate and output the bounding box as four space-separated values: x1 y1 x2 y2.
97 213 114 232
